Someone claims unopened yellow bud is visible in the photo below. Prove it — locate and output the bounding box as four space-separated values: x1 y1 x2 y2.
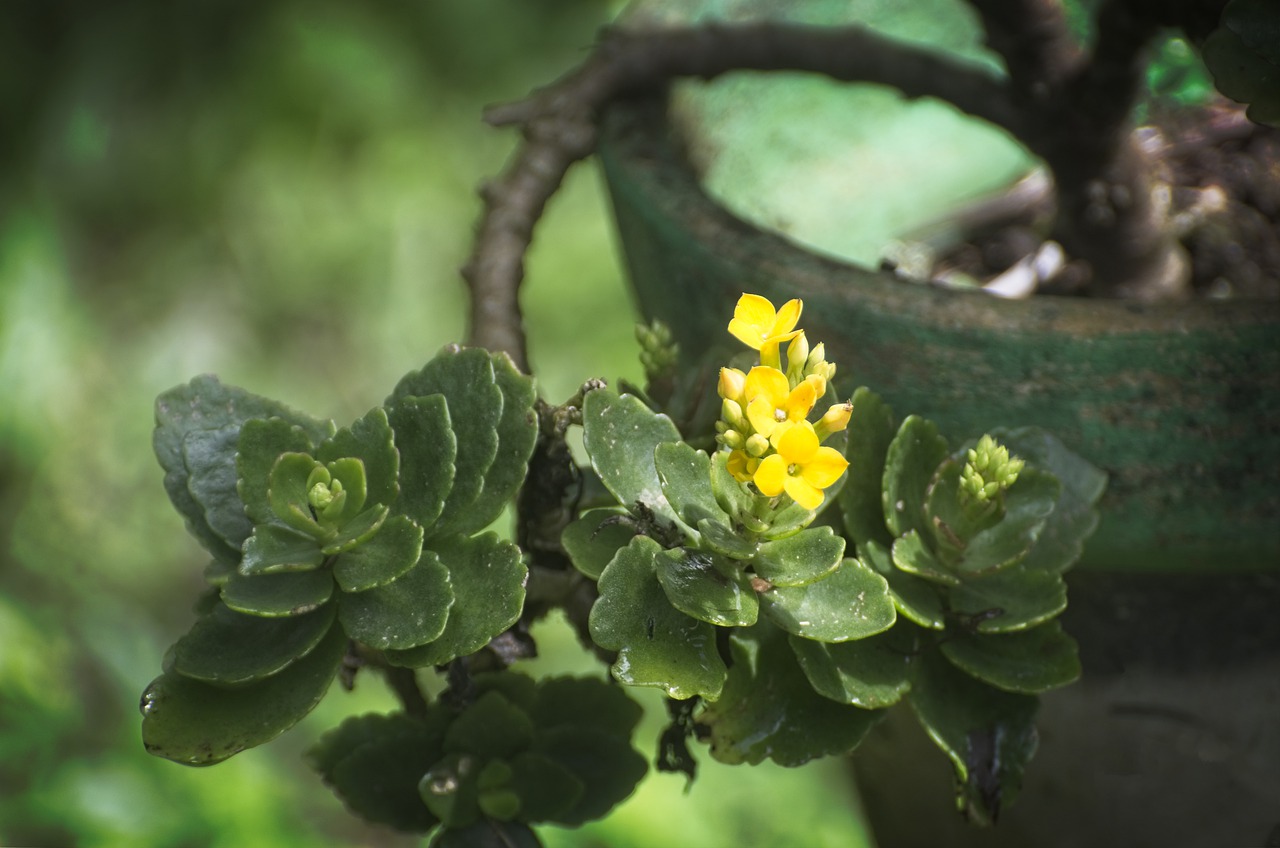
786 332 810 383
719 367 747 402
805 373 827 399
814 402 853 440
746 433 770 458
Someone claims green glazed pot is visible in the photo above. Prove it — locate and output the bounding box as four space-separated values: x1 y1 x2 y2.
597 94 1280 847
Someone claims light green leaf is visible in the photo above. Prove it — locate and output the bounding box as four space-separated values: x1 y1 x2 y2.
589 536 727 700
654 441 729 531
891 530 960 587
883 415 950 539
386 394 457 531
239 523 325 576
582 389 682 527
562 507 635 580
751 526 844 587
141 621 345 765
761 557 896 643
318 406 400 510
171 601 336 685
710 450 767 533
949 566 1068 634
789 624 918 709
183 425 254 550
333 514 424 593
320 504 390 556
695 517 758 559
267 452 326 537
954 468 1060 575
941 620 1081 694
221 569 334 617
864 539 946 630
839 387 897 549
656 548 758 627
237 418 315 526
338 549 453 650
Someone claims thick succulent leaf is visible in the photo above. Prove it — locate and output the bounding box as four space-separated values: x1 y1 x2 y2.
699 622 883 767
589 536 727 700
533 727 647 826
472 670 539 714
925 459 988 561
941 620 1081 694
141 622 345 765
759 557 896 643
267 452 325 537
183 426 254 550
892 530 960 586
751 526 844 587
239 523 325 576
221 569 335 617
507 751 585 823
789 624 919 709
654 442 730 530
420 752 482 829
338 549 453 650
463 351 539 533
530 676 644 740
317 406 400 510
428 821 542 848
696 517 758 559
237 418 315 526
203 557 236 587
710 450 769 534
883 415 950 540
863 539 947 629
582 389 682 527
171 601 337 686
390 347 503 538
384 532 526 668
310 713 444 834
561 507 636 580
953 469 1060 575
838 387 897 549
992 428 1106 573
908 651 1040 825
1203 0 1280 126
656 548 758 628
760 498 819 541
332 515 424 593
154 375 332 561
444 690 535 760
386 394 457 531
320 504 390 556
949 565 1067 634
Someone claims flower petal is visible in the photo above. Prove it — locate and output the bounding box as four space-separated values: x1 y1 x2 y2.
776 421 820 464
744 366 789 405
784 380 817 421
771 298 803 337
801 446 850 489
747 397 780 436
783 474 825 510
753 454 788 497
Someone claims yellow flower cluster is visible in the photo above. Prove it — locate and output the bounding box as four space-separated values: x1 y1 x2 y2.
716 294 850 510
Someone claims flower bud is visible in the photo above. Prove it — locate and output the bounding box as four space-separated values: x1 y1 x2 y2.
746 433 770 458
814 402 853 440
719 367 747 402
721 398 747 430
720 429 745 450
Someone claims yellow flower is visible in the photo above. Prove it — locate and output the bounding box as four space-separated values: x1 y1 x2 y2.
726 449 760 483
718 367 747 402
728 294 803 368
753 421 849 510
743 366 816 442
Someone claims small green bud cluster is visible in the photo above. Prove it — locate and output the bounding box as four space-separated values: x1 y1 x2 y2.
961 434 1025 504
636 320 679 378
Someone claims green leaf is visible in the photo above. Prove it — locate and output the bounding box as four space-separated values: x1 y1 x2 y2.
332 515 424 593
386 394 457 530
654 442 730 531
444 690 534 760
473 670 539 714
941 620 1080 694
237 418 315 526
318 458 369 527
170 601 337 686
589 536 727 700
221 569 335 617
530 677 644 740
391 347 503 539
908 651 1040 825
267 452 326 537
839 387 897 549
338 549 453 650
507 751 584 823
789 624 918 709
154 375 331 561
533 727 647 826
710 450 767 533
891 530 960 587
759 557 896 643
428 821 542 848
385 532 527 668
320 504 390 556
141 621 345 765
240 523 325 576
752 526 844 587
993 428 1105 574
561 507 635 580
883 415 950 539
760 498 819 541
924 459 989 561
949 565 1067 634
699 621 883 766
953 468 1060 575
182 425 254 550
420 752 482 829
1204 0 1280 126
582 389 682 527
695 517 758 559
318 406 400 509
311 713 444 834
656 548 758 627
864 539 946 629
463 351 539 533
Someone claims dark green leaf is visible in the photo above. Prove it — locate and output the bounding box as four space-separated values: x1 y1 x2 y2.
472 670 539 714
908 651 1040 825
760 498 819 541
695 517 758 559
838 387 896 549
183 426 254 550
892 530 960 586
463 351 538 533
561 507 635 580
789 625 918 709
654 442 729 532
1204 0 1280 126
203 557 236 587
924 459 989 562
656 548 758 627
221 569 334 617
309 710 448 780
338 549 453 650
320 504 390 556
710 450 768 534
949 565 1067 634
699 621 883 766
385 532 526 668
752 526 844 587
507 751 584 823
883 415 949 539
533 727 647 826
589 536 727 700
444 690 534 760
427 821 542 848
240 523 325 575
386 394 457 531
582 388 682 526
141 622 345 765
863 538 947 629
332 515 424 593
237 418 315 526
530 676 644 739
318 406 400 509
941 620 1081 694
954 469 1059 575
759 557 896 643
171 601 336 686
419 752 482 829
